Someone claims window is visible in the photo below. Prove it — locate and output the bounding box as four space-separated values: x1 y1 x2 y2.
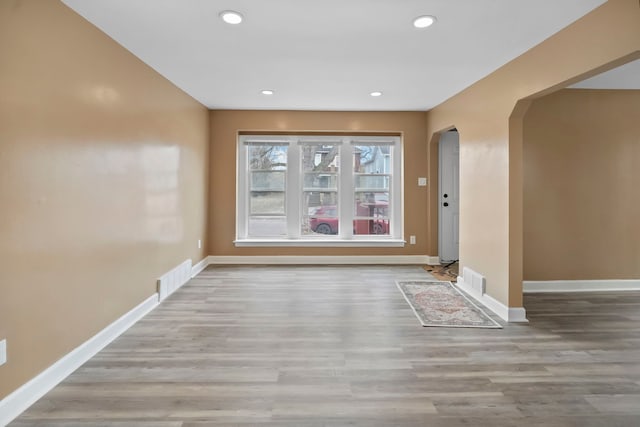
247 143 288 237
236 135 403 246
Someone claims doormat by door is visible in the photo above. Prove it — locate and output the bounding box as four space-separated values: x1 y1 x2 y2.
423 261 458 282
396 280 502 328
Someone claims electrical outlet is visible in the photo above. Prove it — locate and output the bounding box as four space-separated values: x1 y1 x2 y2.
198 239 202 249
0 339 6 366
418 177 427 186
409 235 416 245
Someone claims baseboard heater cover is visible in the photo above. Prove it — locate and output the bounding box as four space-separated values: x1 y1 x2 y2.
157 259 193 301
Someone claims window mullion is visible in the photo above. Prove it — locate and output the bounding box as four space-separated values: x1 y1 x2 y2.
286 140 301 238
392 143 402 239
237 142 248 239
339 139 353 240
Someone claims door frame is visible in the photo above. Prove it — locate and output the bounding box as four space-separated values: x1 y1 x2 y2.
438 129 460 263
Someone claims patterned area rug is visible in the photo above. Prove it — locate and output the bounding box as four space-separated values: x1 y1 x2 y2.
396 280 502 328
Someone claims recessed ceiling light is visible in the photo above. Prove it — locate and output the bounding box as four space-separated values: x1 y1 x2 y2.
370 91 383 97
413 15 436 29
220 10 243 25
261 90 274 95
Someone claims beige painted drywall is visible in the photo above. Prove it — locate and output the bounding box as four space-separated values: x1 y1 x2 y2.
523 89 640 281
426 0 640 307
0 0 209 399
208 110 429 256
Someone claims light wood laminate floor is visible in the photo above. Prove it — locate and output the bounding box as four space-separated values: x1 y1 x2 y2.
11 265 640 426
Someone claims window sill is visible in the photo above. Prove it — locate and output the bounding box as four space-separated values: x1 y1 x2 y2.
234 239 406 248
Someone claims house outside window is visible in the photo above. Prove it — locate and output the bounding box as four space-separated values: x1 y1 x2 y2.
236 135 403 247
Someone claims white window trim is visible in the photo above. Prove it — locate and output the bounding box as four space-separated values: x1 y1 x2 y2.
236 134 404 247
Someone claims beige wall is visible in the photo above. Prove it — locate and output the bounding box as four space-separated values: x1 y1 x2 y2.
0 1 209 398
209 110 429 256
426 0 640 307
523 89 640 281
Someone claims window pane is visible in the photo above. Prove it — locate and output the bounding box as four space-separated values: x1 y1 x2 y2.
249 145 288 171
353 218 390 235
354 174 389 191
354 196 389 219
248 216 286 237
354 193 389 235
250 191 285 215
353 145 390 173
251 171 285 191
301 144 339 173
354 191 389 207
302 193 338 236
303 173 338 190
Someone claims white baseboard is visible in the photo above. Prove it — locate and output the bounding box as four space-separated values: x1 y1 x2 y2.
456 276 528 323
425 256 440 265
207 255 436 265
0 294 158 427
191 257 209 278
524 279 640 293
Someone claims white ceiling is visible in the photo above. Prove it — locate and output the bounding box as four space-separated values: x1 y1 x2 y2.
62 0 606 111
570 59 640 90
